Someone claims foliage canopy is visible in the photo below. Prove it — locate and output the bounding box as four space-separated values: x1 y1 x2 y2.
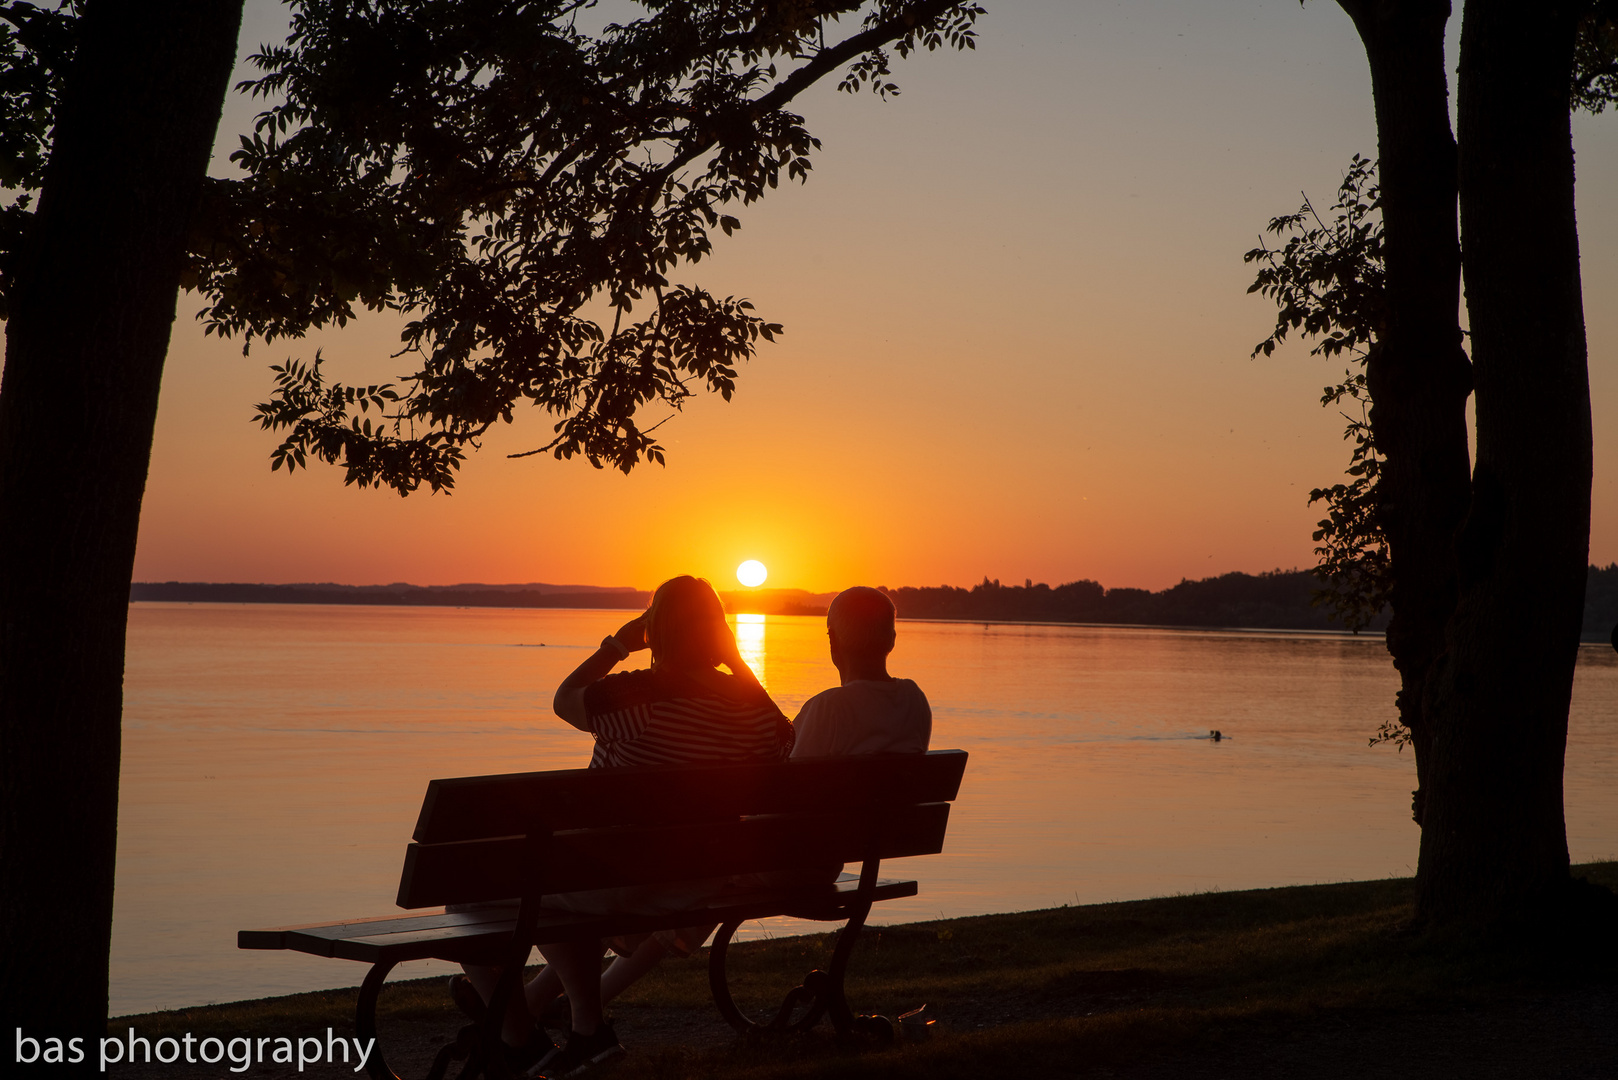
0 0 74 321
1574 5 1618 113
1 0 983 492
1245 155 1390 638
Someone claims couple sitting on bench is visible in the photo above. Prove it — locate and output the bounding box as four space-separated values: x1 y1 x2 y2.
453 576 932 1078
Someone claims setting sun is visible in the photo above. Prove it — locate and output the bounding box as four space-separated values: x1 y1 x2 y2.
736 560 768 587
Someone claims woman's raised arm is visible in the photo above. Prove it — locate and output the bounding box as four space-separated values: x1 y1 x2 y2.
553 613 648 730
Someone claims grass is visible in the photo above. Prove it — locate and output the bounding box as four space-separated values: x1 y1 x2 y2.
117 863 1618 1078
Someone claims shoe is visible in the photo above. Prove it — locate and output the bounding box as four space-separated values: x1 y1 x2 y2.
448 974 487 1024
531 1022 624 1078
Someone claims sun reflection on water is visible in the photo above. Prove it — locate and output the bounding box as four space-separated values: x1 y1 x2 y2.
733 613 766 687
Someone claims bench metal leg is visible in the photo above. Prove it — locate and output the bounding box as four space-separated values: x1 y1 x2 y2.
708 910 887 1040
356 960 485 1080
708 920 825 1034
821 907 866 1036
356 961 405 1080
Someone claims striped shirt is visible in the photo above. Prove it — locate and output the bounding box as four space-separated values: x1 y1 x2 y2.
582 668 794 768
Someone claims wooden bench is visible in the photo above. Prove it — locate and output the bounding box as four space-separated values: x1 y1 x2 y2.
239 749 968 1080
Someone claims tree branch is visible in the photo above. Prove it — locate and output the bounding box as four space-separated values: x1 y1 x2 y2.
650 0 973 188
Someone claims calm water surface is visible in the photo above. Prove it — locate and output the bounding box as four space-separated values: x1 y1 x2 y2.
115 602 1618 1016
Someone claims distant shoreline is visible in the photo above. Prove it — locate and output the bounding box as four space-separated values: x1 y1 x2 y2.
128 596 1381 638
895 615 1384 637
130 564 1617 641
129 580 649 611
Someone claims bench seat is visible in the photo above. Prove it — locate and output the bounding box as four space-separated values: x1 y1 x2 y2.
239 873 918 965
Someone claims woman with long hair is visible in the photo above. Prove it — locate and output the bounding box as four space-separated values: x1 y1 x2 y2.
459 576 791 1076
557 574 790 768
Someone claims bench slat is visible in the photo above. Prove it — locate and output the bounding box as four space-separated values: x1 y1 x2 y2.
398 802 950 909
413 750 968 843
241 905 521 955
247 878 919 965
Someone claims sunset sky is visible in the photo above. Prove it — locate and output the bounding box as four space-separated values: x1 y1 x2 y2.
126 0 1618 594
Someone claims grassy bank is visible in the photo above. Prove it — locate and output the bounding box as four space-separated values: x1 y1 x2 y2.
114 864 1618 1078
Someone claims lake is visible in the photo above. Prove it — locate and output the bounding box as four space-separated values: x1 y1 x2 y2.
114 602 1618 1017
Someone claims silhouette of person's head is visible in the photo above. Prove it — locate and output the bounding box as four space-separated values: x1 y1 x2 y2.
646 575 728 671
827 587 897 680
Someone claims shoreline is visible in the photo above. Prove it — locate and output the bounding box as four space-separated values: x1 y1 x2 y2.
100 865 1618 1078
130 597 1383 638
129 600 1618 644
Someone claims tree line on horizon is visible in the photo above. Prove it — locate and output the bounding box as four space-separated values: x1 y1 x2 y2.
127 565 1618 641
882 569 1380 631
879 565 1617 641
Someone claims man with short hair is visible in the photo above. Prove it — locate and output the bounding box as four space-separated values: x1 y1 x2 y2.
792 586 930 758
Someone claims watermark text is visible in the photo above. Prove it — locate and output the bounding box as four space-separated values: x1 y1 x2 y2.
14 1027 375 1072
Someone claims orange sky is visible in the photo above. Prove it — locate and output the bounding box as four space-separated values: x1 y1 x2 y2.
120 1 1618 593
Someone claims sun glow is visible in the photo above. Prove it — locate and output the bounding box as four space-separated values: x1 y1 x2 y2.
736 560 768 587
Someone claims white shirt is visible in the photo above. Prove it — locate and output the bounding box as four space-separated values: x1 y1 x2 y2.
790 678 932 758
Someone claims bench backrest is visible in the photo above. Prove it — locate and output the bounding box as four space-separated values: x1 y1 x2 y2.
397 749 968 908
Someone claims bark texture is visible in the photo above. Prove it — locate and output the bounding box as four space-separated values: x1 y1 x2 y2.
0 0 243 1051
1335 0 1473 826
1417 0 1588 922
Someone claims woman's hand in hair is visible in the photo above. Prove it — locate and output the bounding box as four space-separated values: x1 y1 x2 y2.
713 622 765 693
715 625 747 674
614 611 650 653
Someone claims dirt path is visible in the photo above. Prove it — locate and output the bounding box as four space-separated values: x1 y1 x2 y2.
105 982 1618 1079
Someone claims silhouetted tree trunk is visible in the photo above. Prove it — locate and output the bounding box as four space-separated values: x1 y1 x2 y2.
1332 0 1600 925
1334 0 1474 826
0 0 242 1054
1416 0 1589 923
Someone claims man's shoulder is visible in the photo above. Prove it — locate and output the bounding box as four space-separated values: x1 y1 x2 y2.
803 678 927 706
800 683 848 706
852 677 929 705
890 677 928 701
